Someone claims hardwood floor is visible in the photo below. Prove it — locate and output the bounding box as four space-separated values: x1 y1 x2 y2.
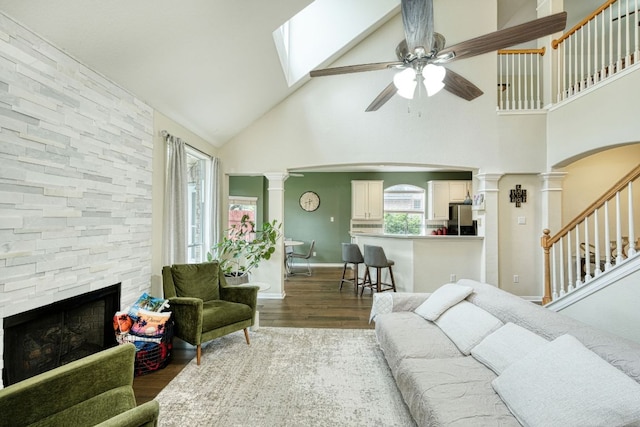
132 267 374 404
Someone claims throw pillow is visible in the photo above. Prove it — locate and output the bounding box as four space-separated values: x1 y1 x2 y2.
434 300 503 355
493 334 640 427
414 283 474 321
130 308 172 338
471 322 548 374
170 263 220 301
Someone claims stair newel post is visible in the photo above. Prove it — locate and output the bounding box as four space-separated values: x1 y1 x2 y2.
628 181 637 257
541 229 552 305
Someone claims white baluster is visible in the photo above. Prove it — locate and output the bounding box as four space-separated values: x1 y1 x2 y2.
567 229 575 291
594 209 602 276
587 17 592 88
635 0 639 63
584 217 592 282
628 181 637 257
552 245 558 300
609 5 614 78
617 2 622 72
575 225 582 289
594 14 600 84
625 0 631 67
559 237 566 297
580 25 585 91
604 200 612 270
499 54 504 110
536 52 541 108
616 191 624 264
511 54 516 109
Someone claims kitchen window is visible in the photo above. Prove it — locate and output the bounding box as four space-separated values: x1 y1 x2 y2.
384 184 425 235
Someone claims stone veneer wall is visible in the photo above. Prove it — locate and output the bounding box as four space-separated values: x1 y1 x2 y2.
0 13 154 380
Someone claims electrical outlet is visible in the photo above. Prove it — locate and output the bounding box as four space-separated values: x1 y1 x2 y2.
330 217 334 222
313 251 317 257
450 274 456 282
513 274 519 283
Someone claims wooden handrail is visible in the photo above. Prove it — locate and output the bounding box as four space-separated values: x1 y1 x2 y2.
552 0 617 49
544 163 640 247
498 47 546 56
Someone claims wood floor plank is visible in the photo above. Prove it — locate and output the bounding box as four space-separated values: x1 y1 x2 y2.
132 267 375 404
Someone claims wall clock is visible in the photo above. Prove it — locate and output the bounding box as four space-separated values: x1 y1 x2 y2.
299 191 320 212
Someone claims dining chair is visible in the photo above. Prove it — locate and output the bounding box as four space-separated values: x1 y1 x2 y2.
288 240 315 276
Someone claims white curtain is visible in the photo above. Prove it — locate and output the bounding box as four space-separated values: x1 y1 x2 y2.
163 133 188 265
210 157 222 249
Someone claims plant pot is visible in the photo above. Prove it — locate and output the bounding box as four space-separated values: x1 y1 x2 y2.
224 274 250 286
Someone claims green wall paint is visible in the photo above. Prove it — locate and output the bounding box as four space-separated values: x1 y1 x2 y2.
229 171 471 263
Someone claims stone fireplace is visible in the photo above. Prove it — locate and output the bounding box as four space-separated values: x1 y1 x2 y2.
2 284 121 387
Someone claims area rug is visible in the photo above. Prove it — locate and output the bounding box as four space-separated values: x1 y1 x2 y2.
155 327 416 426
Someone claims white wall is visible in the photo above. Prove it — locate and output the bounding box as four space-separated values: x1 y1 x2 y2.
558 262 640 343
0 13 154 380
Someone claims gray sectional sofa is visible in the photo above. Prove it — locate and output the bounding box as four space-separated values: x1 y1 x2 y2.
371 279 640 427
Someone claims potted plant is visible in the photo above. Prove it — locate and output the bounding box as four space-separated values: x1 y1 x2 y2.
207 214 282 285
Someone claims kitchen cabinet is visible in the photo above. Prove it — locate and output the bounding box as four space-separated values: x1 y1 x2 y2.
427 180 471 220
352 180 383 220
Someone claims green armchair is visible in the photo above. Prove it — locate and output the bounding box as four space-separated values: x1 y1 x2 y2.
162 262 258 365
0 343 159 427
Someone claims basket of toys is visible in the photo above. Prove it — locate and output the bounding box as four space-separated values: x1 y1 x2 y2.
113 293 173 376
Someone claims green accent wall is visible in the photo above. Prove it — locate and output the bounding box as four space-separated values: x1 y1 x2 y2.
229 171 471 263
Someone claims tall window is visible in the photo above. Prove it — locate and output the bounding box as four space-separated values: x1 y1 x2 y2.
384 184 425 235
186 147 211 263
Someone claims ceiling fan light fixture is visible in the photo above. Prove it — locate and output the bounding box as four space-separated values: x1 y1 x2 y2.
421 64 446 96
393 68 417 99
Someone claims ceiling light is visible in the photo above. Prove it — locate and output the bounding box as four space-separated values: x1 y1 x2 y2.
393 68 417 99
393 64 446 100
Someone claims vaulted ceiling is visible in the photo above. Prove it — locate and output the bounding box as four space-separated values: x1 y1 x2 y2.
0 1 599 147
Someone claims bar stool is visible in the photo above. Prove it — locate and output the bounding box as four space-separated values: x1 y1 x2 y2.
339 243 367 293
361 244 397 295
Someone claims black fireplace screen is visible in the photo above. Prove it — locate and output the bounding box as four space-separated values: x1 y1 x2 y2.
3 284 121 386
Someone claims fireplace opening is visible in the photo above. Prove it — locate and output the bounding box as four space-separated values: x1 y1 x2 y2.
3 283 121 387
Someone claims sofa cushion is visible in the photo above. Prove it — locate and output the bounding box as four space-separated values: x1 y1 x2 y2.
375 312 463 376
471 322 548 374
202 300 253 331
414 283 473 321
170 263 220 301
493 334 640 427
435 301 503 355
395 357 520 427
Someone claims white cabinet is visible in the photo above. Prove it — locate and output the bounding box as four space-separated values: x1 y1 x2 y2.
427 180 471 220
351 180 383 220
427 181 451 220
449 181 471 203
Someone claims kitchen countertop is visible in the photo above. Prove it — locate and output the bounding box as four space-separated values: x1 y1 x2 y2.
351 233 483 240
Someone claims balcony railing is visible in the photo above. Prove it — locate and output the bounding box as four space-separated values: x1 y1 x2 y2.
498 0 640 110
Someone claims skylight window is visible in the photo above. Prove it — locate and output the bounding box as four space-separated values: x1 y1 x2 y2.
273 0 399 87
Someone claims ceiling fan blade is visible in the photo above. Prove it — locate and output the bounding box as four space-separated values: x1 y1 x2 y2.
365 82 397 112
437 12 567 62
310 61 403 77
443 69 483 101
401 0 434 52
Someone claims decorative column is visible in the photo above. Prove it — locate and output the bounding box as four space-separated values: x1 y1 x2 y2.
540 172 566 302
475 173 503 285
252 173 289 299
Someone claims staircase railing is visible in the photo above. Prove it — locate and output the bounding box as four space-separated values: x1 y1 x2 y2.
541 164 640 304
497 48 546 110
552 0 639 102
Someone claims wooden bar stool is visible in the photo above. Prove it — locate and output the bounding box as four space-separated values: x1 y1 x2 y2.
361 244 397 295
339 243 367 293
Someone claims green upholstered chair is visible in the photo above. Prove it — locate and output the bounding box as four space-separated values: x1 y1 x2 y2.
162 262 258 365
0 343 159 427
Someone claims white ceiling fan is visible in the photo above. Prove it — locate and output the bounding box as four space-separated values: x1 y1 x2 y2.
310 0 567 111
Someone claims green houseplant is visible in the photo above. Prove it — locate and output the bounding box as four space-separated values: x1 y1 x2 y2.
208 214 282 283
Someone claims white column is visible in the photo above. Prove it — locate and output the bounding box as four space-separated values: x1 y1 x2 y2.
540 172 567 296
475 173 503 285
251 173 289 299
538 0 565 107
